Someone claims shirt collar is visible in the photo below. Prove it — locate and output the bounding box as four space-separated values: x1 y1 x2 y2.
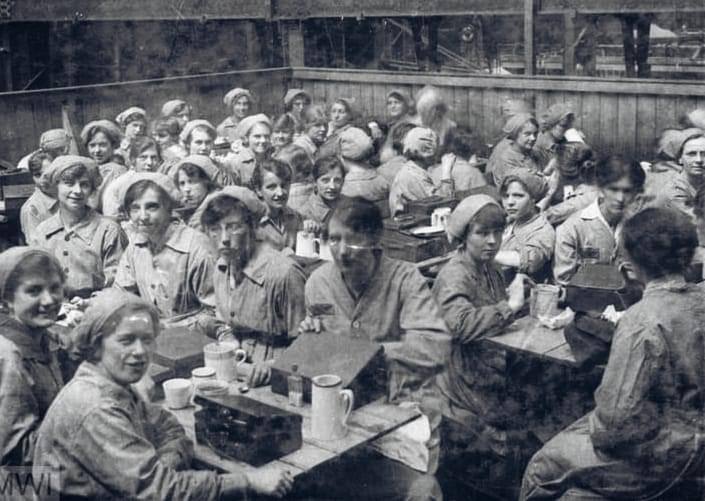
580 199 612 229
0 315 53 361
33 189 59 210
644 274 688 295
73 361 140 403
241 245 277 286
41 209 100 239
134 221 191 253
260 206 297 226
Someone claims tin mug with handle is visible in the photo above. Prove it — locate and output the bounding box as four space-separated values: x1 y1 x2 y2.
530 284 565 318
311 374 354 441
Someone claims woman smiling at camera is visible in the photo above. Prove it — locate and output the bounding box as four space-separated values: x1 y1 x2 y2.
31 155 127 298
33 289 293 500
114 172 216 330
0 247 65 466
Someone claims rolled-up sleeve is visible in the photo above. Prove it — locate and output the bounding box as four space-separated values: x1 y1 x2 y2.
589 320 665 456
432 264 513 344
517 226 555 276
277 266 307 338
71 404 238 500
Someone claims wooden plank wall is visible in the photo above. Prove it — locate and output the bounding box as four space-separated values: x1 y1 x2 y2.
291 68 705 160
0 68 291 164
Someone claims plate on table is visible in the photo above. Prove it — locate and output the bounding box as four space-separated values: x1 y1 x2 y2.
410 226 445 238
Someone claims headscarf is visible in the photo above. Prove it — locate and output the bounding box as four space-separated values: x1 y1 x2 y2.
115 107 147 129
39 129 71 151
303 106 328 127
387 89 413 112
686 109 705 130
179 119 216 145
0 247 61 303
338 127 374 161
234 113 272 142
502 113 536 138
284 89 311 108
223 88 255 109
195 186 267 228
501 170 548 201
71 288 159 362
675 128 705 159
333 97 357 119
539 103 574 131
446 194 502 242
161 100 189 118
118 171 180 210
44 155 101 188
80 120 123 147
402 127 438 156
500 98 532 119
173 155 221 183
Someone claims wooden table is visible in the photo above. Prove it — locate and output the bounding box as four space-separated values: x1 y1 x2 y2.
484 315 578 366
166 384 420 478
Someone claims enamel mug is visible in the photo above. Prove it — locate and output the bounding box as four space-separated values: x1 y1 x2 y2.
311 374 354 441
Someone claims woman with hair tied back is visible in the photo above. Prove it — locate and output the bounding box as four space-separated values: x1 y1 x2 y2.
522 207 705 500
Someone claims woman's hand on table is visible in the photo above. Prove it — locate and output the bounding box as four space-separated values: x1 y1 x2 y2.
298 315 322 334
247 362 272 387
245 468 294 498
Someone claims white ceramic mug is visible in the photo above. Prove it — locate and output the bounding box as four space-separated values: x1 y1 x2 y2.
431 207 452 229
204 342 247 382
296 231 333 261
311 374 354 441
163 378 192 409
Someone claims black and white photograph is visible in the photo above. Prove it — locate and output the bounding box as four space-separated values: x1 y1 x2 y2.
1 1 705 499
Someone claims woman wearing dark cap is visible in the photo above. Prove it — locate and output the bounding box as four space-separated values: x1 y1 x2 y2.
495 171 555 283
523 207 705 500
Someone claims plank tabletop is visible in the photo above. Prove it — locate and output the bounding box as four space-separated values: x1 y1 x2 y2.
165 384 420 478
484 314 578 366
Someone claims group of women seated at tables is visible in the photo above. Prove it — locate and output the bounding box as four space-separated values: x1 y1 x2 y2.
3 83 705 500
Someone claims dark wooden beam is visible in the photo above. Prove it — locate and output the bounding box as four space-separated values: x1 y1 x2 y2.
1 24 11 91
563 11 576 76
524 0 536 76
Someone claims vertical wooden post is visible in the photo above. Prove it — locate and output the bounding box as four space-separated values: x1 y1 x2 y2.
285 20 305 67
524 0 536 76
113 33 121 82
1 24 11 91
563 10 576 75
374 18 386 69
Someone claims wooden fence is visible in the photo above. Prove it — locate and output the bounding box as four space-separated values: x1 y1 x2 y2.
4 65 705 164
291 67 705 160
0 67 291 164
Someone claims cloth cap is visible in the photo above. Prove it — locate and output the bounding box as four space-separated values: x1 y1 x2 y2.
686 109 705 130
0 247 61 303
80 120 123 147
539 103 574 130
333 97 357 118
387 89 413 110
402 127 438 155
223 88 255 109
119 171 180 209
71 288 159 362
501 98 532 118
179 119 216 144
115 107 147 128
676 128 705 158
446 194 502 242
284 89 311 108
502 113 536 137
195 186 267 228
45 155 101 188
501 170 548 201
173 155 221 183
39 129 71 151
338 127 374 161
235 113 272 142
161 100 189 118
303 106 328 127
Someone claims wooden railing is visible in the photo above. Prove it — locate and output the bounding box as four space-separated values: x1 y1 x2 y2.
290 67 705 159
0 67 291 164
